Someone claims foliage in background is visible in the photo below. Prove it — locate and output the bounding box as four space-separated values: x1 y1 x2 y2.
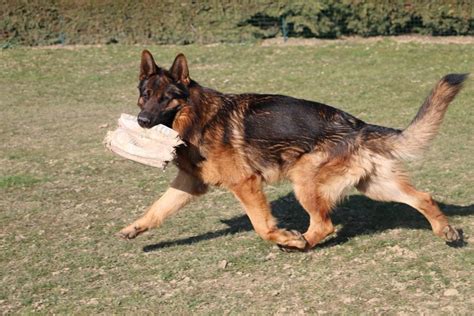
1 0 473 46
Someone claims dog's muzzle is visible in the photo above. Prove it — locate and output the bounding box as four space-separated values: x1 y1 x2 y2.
137 111 153 128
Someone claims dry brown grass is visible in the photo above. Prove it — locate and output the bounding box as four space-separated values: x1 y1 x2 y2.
1 42 473 314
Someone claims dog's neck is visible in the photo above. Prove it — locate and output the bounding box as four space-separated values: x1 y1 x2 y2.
172 81 226 145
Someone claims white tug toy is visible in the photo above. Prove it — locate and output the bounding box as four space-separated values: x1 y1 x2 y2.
104 113 184 168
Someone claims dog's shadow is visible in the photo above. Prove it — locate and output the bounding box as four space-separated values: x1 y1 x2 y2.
143 192 472 252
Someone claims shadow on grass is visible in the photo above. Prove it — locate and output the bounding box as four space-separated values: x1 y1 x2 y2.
143 193 472 252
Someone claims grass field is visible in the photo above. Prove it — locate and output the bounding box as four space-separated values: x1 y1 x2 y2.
1 40 473 314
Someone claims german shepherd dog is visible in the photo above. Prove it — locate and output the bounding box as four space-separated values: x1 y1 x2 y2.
118 50 466 251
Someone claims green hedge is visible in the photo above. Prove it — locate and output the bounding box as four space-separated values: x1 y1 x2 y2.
1 0 473 47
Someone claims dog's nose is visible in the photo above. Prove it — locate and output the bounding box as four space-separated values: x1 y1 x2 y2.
137 113 152 128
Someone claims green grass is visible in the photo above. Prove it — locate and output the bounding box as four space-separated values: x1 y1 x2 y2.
0 41 473 314
0 175 44 188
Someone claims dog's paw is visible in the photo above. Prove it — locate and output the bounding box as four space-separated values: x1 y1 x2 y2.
117 224 147 240
277 230 309 252
443 226 466 248
443 225 460 241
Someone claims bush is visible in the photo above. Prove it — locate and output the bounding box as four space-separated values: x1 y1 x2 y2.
1 0 472 47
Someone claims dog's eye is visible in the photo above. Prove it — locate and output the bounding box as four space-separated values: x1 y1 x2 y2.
142 89 152 100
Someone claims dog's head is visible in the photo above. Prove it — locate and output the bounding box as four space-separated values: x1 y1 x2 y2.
136 50 191 128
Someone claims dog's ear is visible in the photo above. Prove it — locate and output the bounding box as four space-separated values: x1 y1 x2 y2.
140 50 157 79
170 53 190 85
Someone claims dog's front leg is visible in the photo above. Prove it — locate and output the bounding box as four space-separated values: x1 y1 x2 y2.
118 170 208 239
231 175 309 251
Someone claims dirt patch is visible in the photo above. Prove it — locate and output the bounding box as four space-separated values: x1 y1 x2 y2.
25 35 474 50
261 35 474 46
30 44 106 50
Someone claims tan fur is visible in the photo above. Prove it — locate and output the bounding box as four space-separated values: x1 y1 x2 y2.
230 175 308 249
391 77 467 160
119 170 207 238
355 161 452 239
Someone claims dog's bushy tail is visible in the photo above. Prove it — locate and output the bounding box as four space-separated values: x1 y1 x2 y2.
389 73 468 160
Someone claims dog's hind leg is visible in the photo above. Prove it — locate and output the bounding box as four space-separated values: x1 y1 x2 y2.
118 169 208 239
290 154 369 250
231 174 309 251
293 182 335 250
356 163 462 243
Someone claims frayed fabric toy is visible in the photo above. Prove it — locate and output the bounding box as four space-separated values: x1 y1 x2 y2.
104 113 184 168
